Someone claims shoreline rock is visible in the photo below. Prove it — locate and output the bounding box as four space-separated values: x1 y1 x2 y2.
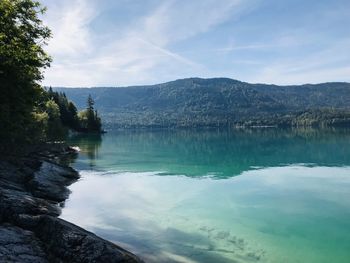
0 143 143 263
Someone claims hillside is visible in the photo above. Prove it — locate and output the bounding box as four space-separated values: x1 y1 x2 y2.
54 78 350 129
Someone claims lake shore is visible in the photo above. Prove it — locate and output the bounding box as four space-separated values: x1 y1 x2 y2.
0 143 143 263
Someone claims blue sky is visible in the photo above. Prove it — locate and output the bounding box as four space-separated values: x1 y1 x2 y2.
41 0 350 87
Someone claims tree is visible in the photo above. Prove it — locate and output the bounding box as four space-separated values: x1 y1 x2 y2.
86 95 96 131
87 94 94 112
46 99 60 121
67 101 79 129
0 0 51 144
45 99 66 139
78 95 102 132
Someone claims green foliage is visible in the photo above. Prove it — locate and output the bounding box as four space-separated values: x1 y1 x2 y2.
78 95 102 132
46 87 80 130
44 99 67 139
45 99 60 120
43 89 104 136
0 0 102 149
0 0 51 144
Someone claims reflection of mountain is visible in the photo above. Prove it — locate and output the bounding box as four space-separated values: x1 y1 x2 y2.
71 128 350 178
68 133 102 167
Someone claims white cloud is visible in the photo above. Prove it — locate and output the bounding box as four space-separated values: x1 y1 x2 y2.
42 0 250 86
140 0 244 45
44 0 97 57
250 39 350 84
41 0 350 86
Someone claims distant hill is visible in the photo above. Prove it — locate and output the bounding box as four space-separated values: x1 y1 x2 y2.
54 78 350 129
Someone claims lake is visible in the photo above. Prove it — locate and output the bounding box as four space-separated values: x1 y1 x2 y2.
61 128 350 263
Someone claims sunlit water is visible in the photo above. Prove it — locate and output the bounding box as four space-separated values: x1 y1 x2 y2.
61 129 350 263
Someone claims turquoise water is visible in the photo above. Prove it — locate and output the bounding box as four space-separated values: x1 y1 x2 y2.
61 129 350 263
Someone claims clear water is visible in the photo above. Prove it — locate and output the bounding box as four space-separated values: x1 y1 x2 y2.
61 129 350 263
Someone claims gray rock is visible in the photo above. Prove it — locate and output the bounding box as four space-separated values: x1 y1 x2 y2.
0 144 143 263
28 161 79 202
0 224 48 263
33 216 142 263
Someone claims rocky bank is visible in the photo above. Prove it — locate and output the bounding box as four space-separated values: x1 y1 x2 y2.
0 143 143 263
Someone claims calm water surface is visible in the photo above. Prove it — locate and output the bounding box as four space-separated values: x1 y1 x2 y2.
61 129 350 263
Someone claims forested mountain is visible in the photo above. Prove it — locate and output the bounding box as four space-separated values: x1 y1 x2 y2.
54 78 350 129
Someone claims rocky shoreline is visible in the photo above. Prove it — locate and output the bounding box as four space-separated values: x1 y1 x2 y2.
0 143 143 263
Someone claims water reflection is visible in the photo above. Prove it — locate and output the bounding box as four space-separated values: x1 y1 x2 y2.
62 128 350 263
68 128 350 177
62 167 350 263
68 133 102 167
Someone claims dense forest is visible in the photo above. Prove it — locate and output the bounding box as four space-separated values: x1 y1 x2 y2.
56 78 350 129
0 0 102 149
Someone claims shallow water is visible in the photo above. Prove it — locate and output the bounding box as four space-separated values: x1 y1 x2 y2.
61 129 350 263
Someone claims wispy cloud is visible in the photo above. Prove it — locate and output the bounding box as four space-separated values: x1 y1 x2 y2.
136 38 202 68
40 0 350 86
41 0 252 86
44 0 97 57
139 0 244 45
250 38 350 84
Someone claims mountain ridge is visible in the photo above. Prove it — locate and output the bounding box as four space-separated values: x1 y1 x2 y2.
53 77 350 89
53 77 350 128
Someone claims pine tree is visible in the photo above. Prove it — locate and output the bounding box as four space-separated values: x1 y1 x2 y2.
78 95 102 133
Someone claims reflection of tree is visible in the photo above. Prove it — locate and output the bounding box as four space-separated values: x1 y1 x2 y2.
69 133 102 167
58 147 78 167
109 127 350 178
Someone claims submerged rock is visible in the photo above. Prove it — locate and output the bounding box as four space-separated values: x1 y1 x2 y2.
0 143 143 263
33 216 141 263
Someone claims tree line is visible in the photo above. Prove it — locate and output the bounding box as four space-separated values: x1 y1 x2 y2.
44 88 102 139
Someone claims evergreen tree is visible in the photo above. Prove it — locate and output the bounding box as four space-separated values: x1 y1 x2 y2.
78 95 102 132
87 95 94 111
86 95 96 131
